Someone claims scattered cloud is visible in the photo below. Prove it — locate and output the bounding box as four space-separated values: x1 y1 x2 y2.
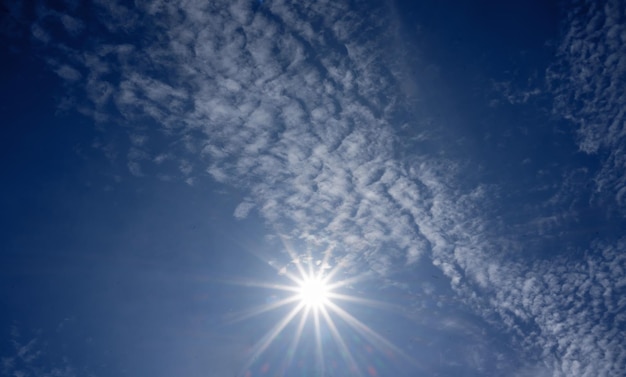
12 0 626 375
234 200 255 220
58 14 84 36
54 64 82 81
547 0 626 213
1 326 81 377
491 80 542 106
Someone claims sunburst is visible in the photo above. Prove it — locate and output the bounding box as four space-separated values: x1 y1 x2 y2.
227 241 417 376
296 274 330 309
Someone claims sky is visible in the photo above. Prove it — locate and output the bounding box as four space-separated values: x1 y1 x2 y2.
1 0 625 376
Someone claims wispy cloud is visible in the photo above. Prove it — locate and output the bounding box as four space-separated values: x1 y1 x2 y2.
548 0 626 211
15 0 626 375
1 325 80 377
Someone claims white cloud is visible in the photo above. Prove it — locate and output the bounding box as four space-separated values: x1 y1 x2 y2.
54 65 82 81
234 200 255 219
2 326 81 377
547 0 626 213
59 14 84 36
127 160 143 177
20 0 626 375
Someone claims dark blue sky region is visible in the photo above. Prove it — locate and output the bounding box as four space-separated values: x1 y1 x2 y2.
1 0 625 376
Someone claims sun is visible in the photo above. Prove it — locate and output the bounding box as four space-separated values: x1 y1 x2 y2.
297 275 330 308
230 245 416 377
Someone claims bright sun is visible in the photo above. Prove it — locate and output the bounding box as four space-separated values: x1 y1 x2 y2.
233 248 415 376
297 276 330 308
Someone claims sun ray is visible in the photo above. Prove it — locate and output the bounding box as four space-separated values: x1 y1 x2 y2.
277 234 309 281
327 292 402 311
321 252 353 282
225 295 301 324
319 305 362 376
281 305 310 372
313 307 325 376
326 301 420 368
232 249 414 377
318 242 337 275
326 271 374 291
220 277 299 292
241 302 306 376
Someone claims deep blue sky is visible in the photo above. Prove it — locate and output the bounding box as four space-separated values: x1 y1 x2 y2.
1 0 625 376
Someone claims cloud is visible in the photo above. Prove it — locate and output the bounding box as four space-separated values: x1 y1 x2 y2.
18 0 626 375
58 14 84 36
1 326 81 377
30 22 51 44
234 200 255 219
417 174 626 375
47 0 435 291
491 80 542 106
547 0 626 212
54 64 82 81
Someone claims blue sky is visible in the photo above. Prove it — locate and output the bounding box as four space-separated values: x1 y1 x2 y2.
1 0 625 376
